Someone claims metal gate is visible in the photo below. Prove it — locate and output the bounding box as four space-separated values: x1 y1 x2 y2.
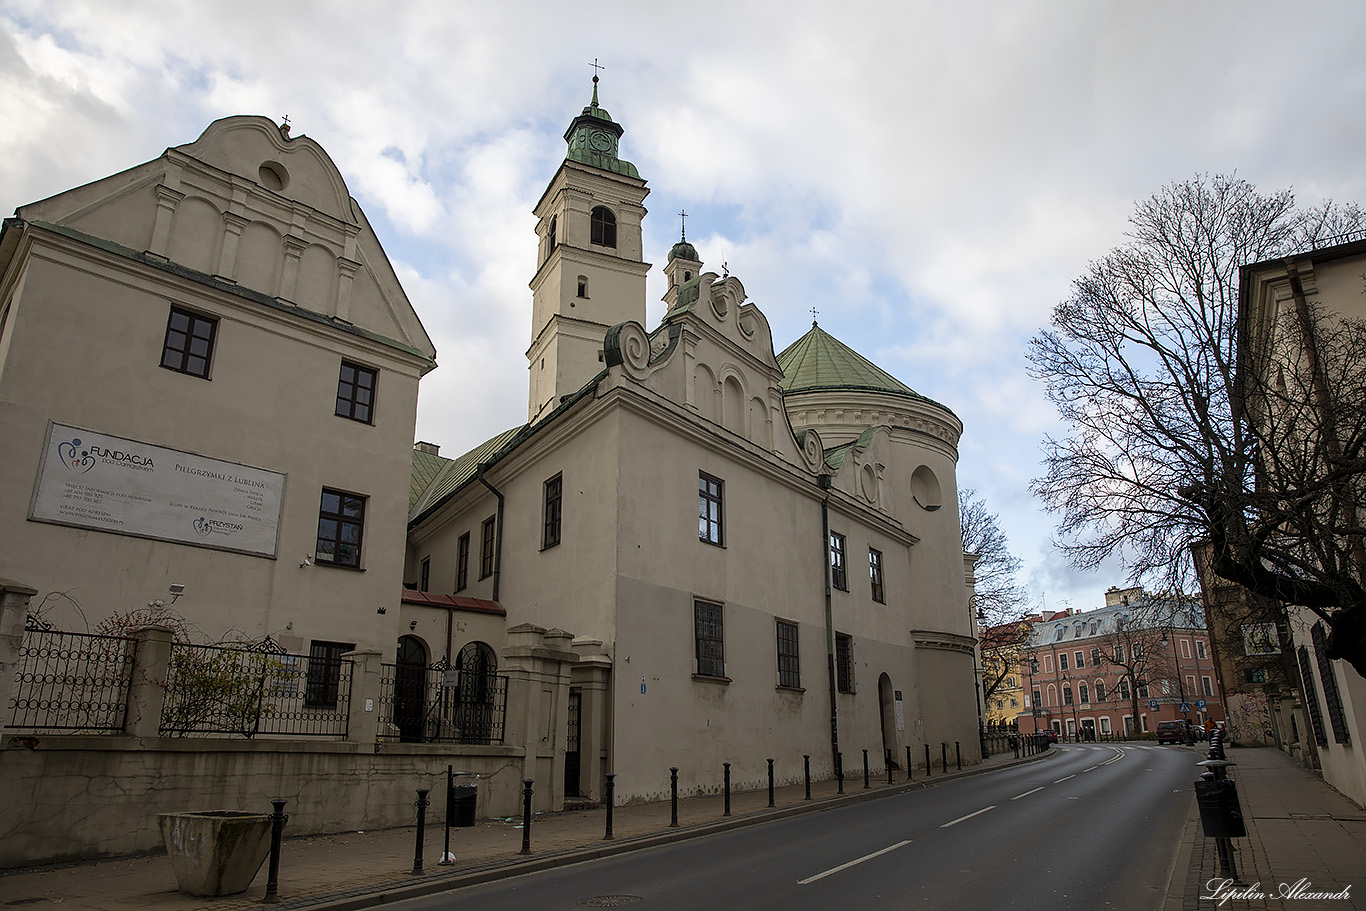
564 688 581 797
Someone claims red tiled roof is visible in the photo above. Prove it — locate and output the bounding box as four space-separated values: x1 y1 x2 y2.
399 589 506 616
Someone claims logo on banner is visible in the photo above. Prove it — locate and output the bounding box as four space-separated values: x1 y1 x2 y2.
58 438 96 473
193 516 243 537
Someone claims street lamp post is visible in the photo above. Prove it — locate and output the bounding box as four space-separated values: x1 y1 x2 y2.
1061 674 1081 742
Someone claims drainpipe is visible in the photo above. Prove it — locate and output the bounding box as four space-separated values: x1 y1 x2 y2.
476 466 505 603
819 473 839 770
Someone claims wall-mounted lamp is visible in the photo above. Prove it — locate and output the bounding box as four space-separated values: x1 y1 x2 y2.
300 554 313 568
409 620 418 631
149 583 187 608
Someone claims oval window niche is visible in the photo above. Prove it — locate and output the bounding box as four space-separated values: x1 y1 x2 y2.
910 465 942 511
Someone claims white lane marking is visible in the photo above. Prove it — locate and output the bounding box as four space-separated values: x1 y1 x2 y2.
1100 750 1125 766
939 805 997 828
798 840 912 885
1011 787 1044 800
1053 774 1075 783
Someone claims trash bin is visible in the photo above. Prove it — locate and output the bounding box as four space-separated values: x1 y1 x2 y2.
449 785 477 827
1194 778 1246 838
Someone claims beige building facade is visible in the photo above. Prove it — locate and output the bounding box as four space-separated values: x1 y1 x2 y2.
0 116 436 656
406 84 980 804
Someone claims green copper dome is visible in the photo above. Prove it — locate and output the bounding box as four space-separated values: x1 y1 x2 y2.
778 323 926 400
668 239 699 262
563 78 640 179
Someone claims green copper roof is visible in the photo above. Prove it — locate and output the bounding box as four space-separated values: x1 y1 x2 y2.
408 425 525 520
777 323 922 399
563 79 640 179
668 239 699 262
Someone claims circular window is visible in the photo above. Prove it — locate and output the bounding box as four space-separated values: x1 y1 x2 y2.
910 465 942 511
258 161 289 191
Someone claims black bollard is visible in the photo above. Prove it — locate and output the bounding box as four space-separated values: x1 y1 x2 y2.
925 743 931 776
412 788 431 875
956 741 962 771
906 745 913 781
263 798 288 903
439 765 453 866
862 749 870 789
886 749 893 785
604 773 615 840
519 780 534 855
669 767 679 827
767 759 775 807
723 762 732 817
804 754 811 800
941 742 947 773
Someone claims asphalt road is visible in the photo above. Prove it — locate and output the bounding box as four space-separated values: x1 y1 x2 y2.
397 744 1200 911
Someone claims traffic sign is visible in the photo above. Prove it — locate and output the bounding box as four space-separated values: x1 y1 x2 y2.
1149 700 1159 711
1179 702 1191 713
1196 699 1207 709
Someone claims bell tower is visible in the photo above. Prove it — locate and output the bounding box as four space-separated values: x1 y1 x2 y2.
528 76 650 422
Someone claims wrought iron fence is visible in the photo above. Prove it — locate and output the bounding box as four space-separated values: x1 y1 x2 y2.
378 662 507 744
6 627 136 734
159 640 351 738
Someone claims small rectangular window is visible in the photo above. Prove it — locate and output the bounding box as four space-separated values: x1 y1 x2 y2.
835 632 854 693
1180 639 1191 659
335 361 377 423
1090 648 1101 667
161 306 217 378
1075 650 1085 669
543 473 563 549
1095 681 1106 701
480 515 496 579
1063 686 1074 705
305 640 354 707
1196 640 1207 659
868 548 884 603
315 488 366 568
776 620 800 689
1201 676 1213 697
699 473 724 546
1078 683 1089 703
456 533 470 592
1119 679 1131 699
1032 688 1042 706
419 557 430 592
695 600 725 678
1059 653 1068 671
829 533 847 591
1115 645 1125 664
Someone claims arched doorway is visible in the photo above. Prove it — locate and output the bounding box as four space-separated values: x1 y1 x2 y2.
394 635 428 742
455 641 498 744
878 673 899 769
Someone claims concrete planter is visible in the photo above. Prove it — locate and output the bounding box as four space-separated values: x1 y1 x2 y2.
157 811 272 896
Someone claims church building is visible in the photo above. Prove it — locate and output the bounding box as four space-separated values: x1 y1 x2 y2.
405 81 980 804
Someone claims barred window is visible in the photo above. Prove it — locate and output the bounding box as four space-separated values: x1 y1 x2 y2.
776 620 800 688
1311 623 1350 744
829 533 847 591
699 473 723 546
835 632 854 693
305 640 354 707
695 600 725 678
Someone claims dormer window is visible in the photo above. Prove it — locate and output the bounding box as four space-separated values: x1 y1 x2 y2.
591 207 617 247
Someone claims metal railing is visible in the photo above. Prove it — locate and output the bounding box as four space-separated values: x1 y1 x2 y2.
378 663 507 744
6 627 136 734
159 641 351 738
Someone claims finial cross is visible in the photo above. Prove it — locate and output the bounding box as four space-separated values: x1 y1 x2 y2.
590 58 606 80
678 209 687 240
811 306 819 321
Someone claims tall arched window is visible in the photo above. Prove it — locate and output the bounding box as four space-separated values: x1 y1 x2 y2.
590 206 617 247
546 215 557 263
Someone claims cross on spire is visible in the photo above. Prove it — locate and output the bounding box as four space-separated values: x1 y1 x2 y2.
810 306 819 325
678 209 687 240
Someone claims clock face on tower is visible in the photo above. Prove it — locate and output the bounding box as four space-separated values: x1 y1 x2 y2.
589 130 614 153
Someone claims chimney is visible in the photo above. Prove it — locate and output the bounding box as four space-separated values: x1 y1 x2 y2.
415 441 440 456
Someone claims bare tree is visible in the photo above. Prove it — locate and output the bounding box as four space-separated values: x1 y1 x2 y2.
1027 174 1366 676
961 488 1031 709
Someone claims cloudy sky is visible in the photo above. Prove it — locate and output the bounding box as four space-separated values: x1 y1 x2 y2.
5 1 1365 615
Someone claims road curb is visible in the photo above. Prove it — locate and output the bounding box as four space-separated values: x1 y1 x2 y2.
301 749 1059 910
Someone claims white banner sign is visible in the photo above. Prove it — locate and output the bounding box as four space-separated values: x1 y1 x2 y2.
30 422 285 558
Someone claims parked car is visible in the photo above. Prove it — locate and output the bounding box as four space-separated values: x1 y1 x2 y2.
1156 720 1190 744
1038 730 1059 743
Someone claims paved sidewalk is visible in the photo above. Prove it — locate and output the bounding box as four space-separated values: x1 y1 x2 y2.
0 747 1046 911
1165 745 1366 910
